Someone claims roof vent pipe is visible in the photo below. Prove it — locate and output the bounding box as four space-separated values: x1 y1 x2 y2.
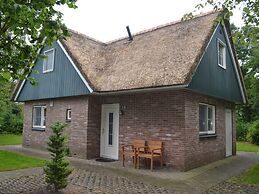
126 26 133 41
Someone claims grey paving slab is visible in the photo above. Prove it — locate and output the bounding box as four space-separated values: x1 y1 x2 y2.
0 145 259 193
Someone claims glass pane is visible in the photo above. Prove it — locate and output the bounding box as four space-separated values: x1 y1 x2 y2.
42 107 46 127
33 107 41 126
219 43 224 66
44 50 54 71
208 107 213 131
108 113 113 145
199 105 207 132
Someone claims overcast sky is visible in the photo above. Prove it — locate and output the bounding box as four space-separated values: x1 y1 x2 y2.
58 0 243 42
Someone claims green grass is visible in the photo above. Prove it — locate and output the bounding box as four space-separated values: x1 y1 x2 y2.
0 150 45 171
237 142 259 153
0 134 22 145
232 163 259 185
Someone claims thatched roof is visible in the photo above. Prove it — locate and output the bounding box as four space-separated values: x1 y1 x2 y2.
61 11 221 92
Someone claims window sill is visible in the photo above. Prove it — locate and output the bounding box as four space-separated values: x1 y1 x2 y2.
199 134 217 138
32 127 46 131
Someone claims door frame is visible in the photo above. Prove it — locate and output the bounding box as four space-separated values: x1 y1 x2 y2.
225 109 233 157
100 103 120 160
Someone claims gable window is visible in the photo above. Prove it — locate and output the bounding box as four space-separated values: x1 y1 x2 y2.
33 106 46 129
199 103 215 135
217 39 226 69
66 109 71 121
43 48 55 73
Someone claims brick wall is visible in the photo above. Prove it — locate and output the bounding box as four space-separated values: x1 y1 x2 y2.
23 96 88 159
184 90 236 170
22 89 236 171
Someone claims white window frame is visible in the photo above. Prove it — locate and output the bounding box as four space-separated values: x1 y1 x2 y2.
33 106 46 129
43 48 55 73
66 109 71 121
199 103 216 135
217 39 226 69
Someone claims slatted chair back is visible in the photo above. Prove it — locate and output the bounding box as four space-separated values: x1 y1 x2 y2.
133 139 145 153
146 141 163 154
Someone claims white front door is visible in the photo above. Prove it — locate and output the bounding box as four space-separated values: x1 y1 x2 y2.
100 104 119 160
225 109 233 157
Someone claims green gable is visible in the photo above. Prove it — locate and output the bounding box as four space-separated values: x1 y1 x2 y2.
16 41 91 102
188 24 244 103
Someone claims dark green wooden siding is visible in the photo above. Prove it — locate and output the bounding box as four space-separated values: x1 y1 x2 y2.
188 24 243 103
17 42 90 102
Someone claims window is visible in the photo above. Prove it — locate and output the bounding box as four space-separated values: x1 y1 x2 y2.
108 113 113 145
33 106 46 129
43 49 55 73
199 103 215 135
217 39 226 69
66 109 71 121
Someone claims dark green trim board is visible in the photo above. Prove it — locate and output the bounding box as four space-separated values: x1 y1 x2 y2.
16 41 91 102
188 24 244 103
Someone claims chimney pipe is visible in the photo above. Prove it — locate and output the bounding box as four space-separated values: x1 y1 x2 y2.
126 26 133 41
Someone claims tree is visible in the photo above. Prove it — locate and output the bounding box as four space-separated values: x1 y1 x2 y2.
232 24 259 122
185 0 258 26
0 0 77 82
44 122 72 192
0 81 23 134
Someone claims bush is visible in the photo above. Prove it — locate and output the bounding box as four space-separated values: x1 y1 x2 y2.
236 120 250 141
246 120 259 145
44 122 72 191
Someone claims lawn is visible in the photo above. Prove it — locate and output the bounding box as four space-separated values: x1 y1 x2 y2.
0 134 22 145
232 163 259 185
0 150 45 171
237 142 259 153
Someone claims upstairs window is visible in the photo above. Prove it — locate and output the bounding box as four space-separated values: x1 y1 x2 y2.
217 39 226 69
43 49 55 73
199 103 215 135
33 106 46 129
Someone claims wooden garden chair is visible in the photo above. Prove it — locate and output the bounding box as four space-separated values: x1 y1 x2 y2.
121 139 145 168
137 140 163 171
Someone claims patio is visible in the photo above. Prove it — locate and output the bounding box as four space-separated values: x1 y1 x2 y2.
0 145 259 193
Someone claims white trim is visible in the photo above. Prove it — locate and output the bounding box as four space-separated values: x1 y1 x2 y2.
33 106 46 128
199 103 216 135
14 79 26 101
217 38 226 69
222 25 246 104
43 48 55 73
93 84 188 95
57 40 93 93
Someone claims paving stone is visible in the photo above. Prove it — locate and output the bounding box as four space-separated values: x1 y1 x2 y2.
204 180 259 194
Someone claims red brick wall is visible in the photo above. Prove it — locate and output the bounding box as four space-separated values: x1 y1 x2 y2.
184 90 236 170
23 96 88 159
22 89 236 171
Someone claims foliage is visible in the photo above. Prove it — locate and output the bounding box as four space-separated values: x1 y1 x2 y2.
236 120 249 141
186 0 258 27
232 163 259 185
0 150 45 171
237 141 259 153
246 120 259 145
0 134 22 145
44 122 72 191
0 0 77 82
0 80 23 134
232 24 259 123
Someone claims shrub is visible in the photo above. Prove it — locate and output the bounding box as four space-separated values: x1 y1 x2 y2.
236 120 250 141
246 120 259 145
44 122 72 191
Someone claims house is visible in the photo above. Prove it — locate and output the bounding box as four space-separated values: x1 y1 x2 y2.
12 11 247 171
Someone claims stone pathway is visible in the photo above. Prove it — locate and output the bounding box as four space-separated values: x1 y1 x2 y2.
0 169 180 194
205 180 259 194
